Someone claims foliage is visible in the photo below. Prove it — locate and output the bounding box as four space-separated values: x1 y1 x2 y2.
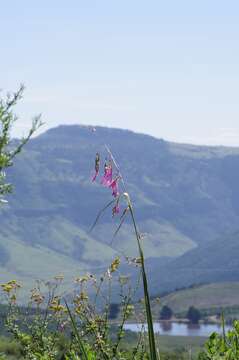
0 85 42 202
198 320 239 359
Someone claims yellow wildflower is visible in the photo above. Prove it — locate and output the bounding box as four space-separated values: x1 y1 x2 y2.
109 257 120 273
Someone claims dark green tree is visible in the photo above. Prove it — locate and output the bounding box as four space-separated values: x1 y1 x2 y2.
160 305 173 320
0 85 42 203
187 306 201 324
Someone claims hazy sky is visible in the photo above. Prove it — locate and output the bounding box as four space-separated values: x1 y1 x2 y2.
1 1 239 146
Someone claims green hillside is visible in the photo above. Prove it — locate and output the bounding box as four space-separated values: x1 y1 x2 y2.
1 125 239 293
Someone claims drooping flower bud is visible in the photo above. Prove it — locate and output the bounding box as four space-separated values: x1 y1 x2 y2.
109 177 120 198
92 153 100 182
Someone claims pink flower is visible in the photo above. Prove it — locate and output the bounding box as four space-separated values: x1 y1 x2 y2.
92 153 100 182
101 161 113 186
109 177 120 198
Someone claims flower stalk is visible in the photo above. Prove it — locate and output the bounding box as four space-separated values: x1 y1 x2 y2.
91 146 159 359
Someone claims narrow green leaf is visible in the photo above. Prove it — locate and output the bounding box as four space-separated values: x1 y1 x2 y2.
89 198 116 232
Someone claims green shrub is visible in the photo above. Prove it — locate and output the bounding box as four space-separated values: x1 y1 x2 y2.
199 320 239 359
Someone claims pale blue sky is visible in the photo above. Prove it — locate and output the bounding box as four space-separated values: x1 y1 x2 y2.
1 0 239 145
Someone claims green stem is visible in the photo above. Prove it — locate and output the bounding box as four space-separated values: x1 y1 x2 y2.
64 299 89 360
128 203 159 360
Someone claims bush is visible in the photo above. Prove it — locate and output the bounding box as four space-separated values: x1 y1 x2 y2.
199 320 239 359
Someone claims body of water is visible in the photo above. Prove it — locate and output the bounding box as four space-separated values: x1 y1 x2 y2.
124 322 231 337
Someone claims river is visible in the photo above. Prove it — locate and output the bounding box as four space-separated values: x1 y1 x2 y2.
124 322 232 337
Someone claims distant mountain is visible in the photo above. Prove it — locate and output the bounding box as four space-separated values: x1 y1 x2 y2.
1 125 239 293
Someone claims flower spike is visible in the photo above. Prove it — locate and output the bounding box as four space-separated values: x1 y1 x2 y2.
109 177 120 198
101 160 113 186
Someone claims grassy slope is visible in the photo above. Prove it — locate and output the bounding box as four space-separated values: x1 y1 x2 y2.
0 215 117 295
147 230 239 295
93 219 195 258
